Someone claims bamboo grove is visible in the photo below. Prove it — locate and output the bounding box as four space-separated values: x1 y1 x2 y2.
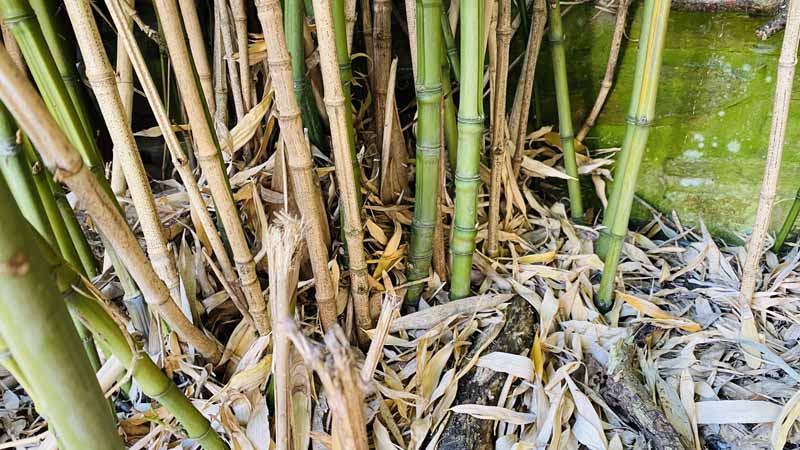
2 0 800 447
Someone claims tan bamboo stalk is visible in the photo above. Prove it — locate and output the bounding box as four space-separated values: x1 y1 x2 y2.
311 0 372 337
104 0 244 313
345 0 356 52
213 1 229 126
254 0 339 331
405 0 418 77
0 44 222 361
178 0 216 116
150 0 271 336
737 0 800 369
373 0 392 147
486 0 510 258
64 0 183 303
576 0 631 142
218 0 246 121
230 0 251 111
359 0 374 73
110 0 134 197
510 0 545 175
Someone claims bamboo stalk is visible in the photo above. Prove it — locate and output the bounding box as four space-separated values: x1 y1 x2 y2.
450 0 484 300
486 0 511 258
218 0 246 121
110 0 134 197
405 0 418 76
359 0 374 76
407 0 444 303
442 56 459 171
737 0 800 368
64 0 184 302
213 1 229 127
332 0 361 200
547 0 583 223
773 188 800 251
510 0 545 175
254 0 339 331
0 174 126 450
178 0 216 116
151 0 269 336
0 44 222 360
373 0 392 148
441 8 460 81
230 0 251 111
595 0 670 311
308 0 372 335
576 0 631 142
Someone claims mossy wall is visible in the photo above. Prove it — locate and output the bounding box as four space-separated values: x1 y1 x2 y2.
538 5 798 242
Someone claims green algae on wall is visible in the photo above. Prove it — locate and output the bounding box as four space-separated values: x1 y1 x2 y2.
537 5 798 242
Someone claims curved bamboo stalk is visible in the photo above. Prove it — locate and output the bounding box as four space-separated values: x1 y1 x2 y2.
0 174 126 450
576 0 631 142
486 0 511 258
450 0 484 300
736 0 800 369
110 0 134 197
308 0 372 336
230 0 251 111
178 0 215 116
254 0 339 331
0 44 222 361
547 0 583 223
595 0 670 311
151 0 269 336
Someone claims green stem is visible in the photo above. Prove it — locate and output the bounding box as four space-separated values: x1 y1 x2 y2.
596 0 670 311
441 8 460 82
547 0 583 223
450 0 483 300
774 188 800 251
0 174 125 450
332 0 361 202
442 54 459 171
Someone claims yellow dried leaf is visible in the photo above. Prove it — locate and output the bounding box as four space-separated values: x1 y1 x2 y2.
618 292 701 332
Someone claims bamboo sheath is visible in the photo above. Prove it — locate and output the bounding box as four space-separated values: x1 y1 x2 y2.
308 0 372 334
254 0 339 331
64 0 184 302
151 0 270 336
178 0 216 116
0 175 126 450
406 0 418 76
0 44 222 361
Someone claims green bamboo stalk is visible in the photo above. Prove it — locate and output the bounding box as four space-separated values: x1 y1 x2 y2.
285 0 326 149
406 0 444 303
441 8 460 82
596 0 670 311
450 0 483 300
774 189 800 251
442 52 459 171
332 0 361 202
547 0 583 223
0 174 126 450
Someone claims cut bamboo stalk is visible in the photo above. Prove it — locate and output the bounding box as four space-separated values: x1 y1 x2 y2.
0 44 222 360
450 0 484 300
254 0 339 331
547 0 583 223
0 174 126 450
178 0 216 116
576 0 631 142
773 188 800 251
308 0 372 336
230 0 251 112
510 0 545 175
64 0 184 301
218 0 246 121
110 0 134 197
486 0 511 258
151 0 269 336
737 0 800 369
595 0 670 311
407 0 444 303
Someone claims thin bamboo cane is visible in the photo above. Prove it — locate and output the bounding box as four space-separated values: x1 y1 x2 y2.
441 8 459 81
547 0 583 223
0 174 126 450
407 0 444 303
254 0 338 331
151 0 269 336
110 0 134 197
450 0 484 300
595 0 670 311
442 56 459 170
213 1 229 127
230 0 251 112
218 0 246 121
373 0 392 147
774 188 800 251
510 0 545 175
405 0 418 76
575 0 631 142
486 0 511 258
178 0 216 116
0 45 223 360
308 0 372 335
359 0 374 75
65 0 185 302
332 0 361 200
737 0 800 369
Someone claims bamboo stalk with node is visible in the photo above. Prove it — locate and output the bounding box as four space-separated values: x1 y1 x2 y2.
576 0 632 142
595 0 670 312
547 0 583 223
486 0 511 258
254 0 338 331
333 0 361 199
151 0 270 336
309 0 372 335
451 0 484 300
737 0 800 369
0 43 222 361
230 0 251 111
407 0 444 304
